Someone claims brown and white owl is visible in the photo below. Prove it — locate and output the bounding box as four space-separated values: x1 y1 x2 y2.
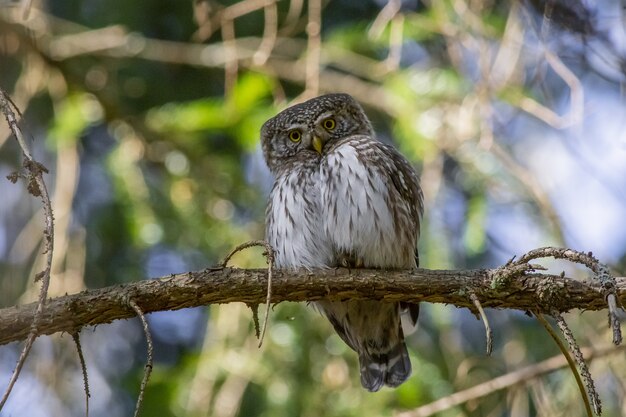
261 93 423 392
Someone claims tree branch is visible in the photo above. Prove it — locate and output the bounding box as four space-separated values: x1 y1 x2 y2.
1 266 624 346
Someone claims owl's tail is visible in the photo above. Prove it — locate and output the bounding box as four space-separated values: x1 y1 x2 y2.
359 341 412 392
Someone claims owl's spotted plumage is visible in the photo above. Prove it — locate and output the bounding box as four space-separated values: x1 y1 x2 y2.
261 93 423 391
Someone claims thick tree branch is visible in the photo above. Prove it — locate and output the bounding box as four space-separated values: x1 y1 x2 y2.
1 267 624 346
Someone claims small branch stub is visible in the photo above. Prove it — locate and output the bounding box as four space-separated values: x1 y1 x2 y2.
469 292 492 356
71 332 90 417
128 300 153 417
535 312 595 417
220 240 275 348
607 294 622 345
510 247 622 345
0 88 56 413
552 312 602 415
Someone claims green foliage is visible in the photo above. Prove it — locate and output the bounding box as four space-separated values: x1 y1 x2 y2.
464 195 487 255
146 73 274 150
48 93 103 148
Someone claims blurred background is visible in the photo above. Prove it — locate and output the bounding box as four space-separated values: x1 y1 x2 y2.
1 0 626 416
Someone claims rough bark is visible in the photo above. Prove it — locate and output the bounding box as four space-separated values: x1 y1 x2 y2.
0 267 624 346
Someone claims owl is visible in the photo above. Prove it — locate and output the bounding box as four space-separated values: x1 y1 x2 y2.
261 93 423 392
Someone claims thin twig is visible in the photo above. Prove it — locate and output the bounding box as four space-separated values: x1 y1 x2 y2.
534 0 584 128
129 300 153 417
490 144 566 245
304 0 321 97
553 312 602 415
3 9 395 117
258 255 273 348
469 292 492 356
607 294 622 345
535 312 594 417
366 1 405 76
220 240 275 347
221 18 238 97
0 89 55 411
192 0 275 41
0 91 32 158
0 334 37 409
517 247 596 271
368 0 401 39
540 0 554 41
544 49 584 126
71 332 90 417
248 303 261 339
20 0 33 20
514 246 622 346
280 0 304 35
220 240 269 268
396 343 624 417
383 13 404 72
252 0 277 66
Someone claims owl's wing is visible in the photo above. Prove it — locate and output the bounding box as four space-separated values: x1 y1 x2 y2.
322 135 424 269
377 141 423 331
377 141 424 239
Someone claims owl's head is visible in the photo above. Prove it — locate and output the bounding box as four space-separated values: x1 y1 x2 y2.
260 93 374 173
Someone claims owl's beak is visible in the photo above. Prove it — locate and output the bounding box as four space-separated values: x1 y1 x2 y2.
312 136 324 154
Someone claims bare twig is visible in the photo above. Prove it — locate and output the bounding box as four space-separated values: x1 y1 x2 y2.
252 0 277 66
2 8 395 117
258 250 274 348
544 49 584 126
514 246 622 345
280 0 304 35
553 312 602 415
490 143 566 245
0 333 37 409
304 0 321 97
0 90 32 159
540 0 554 40
220 240 275 347
221 18 238 97
71 332 90 417
383 13 404 72
220 240 270 268
193 0 275 41
535 312 594 417
367 1 406 76
490 3 524 89
20 0 34 20
368 0 401 40
469 292 493 356
607 294 622 345
526 0 584 128
129 300 153 417
249 303 261 339
396 344 625 417
0 89 55 411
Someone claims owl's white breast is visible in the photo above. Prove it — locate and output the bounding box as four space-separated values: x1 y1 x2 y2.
320 139 417 268
266 168 333 269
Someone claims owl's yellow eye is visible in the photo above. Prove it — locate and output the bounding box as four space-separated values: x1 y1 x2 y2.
288 130 302 142
323 118 336 130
